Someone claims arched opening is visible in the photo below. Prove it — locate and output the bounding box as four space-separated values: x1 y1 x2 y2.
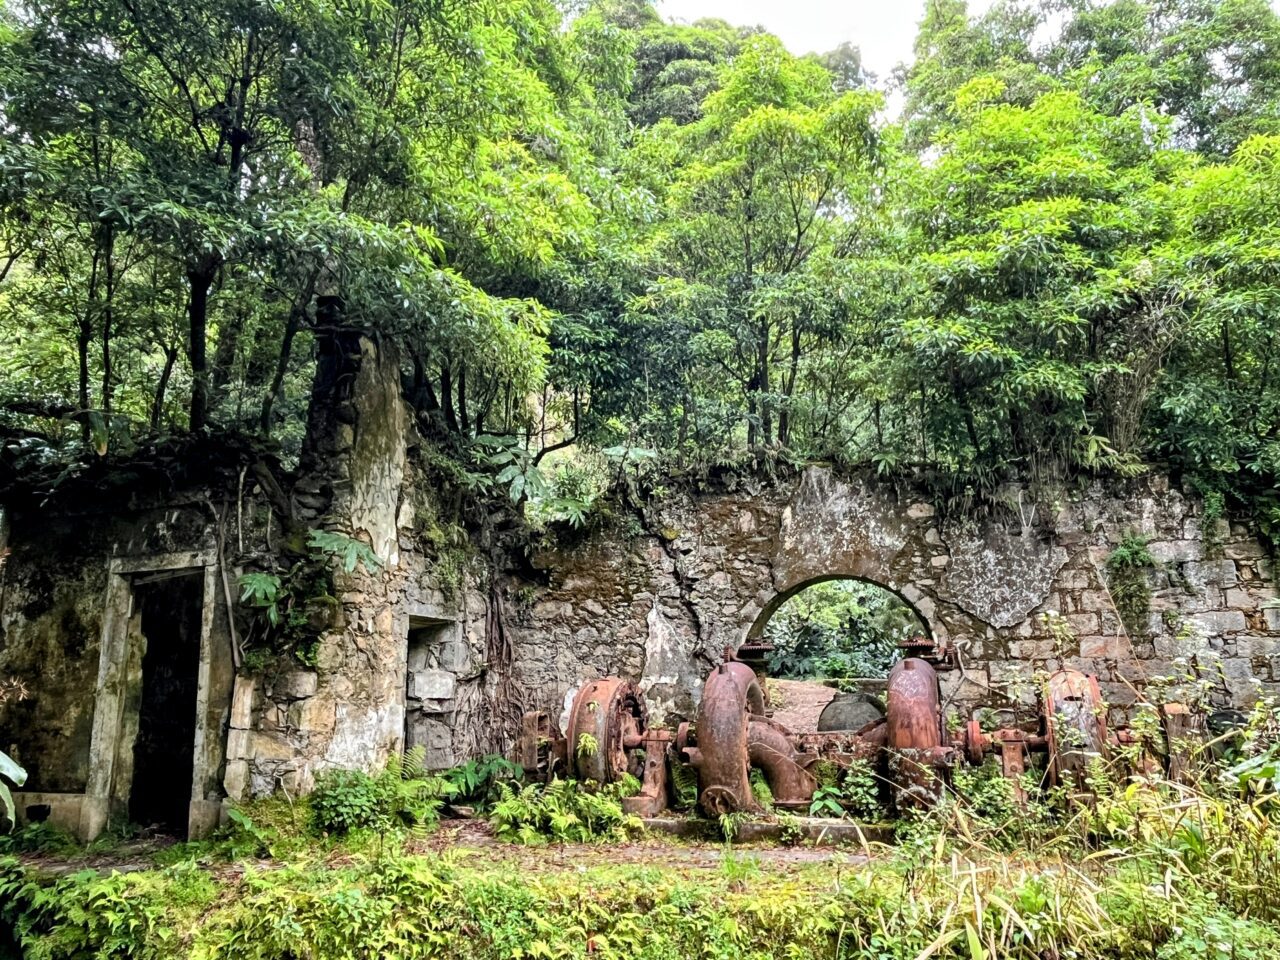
742 577 930 733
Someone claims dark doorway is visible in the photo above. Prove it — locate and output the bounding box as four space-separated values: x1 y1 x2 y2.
128 571 203 836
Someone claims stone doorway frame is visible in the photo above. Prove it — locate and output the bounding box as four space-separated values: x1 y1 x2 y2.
80 551 221 841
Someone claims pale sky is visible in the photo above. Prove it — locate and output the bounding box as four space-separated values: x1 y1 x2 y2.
657 0 1280 81
654 0 984 79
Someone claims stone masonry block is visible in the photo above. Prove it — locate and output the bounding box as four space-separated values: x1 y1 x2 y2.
410 669 456 701
274 671 318 700
1065 612 1100 636
1224 541 1267 560
1265 606 1280 632
223 760 249 801
1237 635 1277 659
1148 540 1203 563
288 696 337 734
226 728 251 760
1079 636 1129 659
1183 559 1238 588
229 676 255 729
251 732 295 762
1188 609 1248 636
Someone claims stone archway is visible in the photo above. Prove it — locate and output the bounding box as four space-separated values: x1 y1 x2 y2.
743 574 936 645
742 574 933 732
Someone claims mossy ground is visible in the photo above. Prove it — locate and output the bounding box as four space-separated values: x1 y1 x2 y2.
3 796 1280 960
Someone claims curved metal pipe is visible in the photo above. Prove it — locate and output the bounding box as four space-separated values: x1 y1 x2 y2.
691 661 764 814
746 716 817 809
690 661 820 814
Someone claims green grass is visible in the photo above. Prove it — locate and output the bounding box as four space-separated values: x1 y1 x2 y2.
2 782 1280 960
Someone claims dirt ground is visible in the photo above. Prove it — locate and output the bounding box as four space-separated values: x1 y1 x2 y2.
767 677 838 731
16 818 874 878
415 820 871 869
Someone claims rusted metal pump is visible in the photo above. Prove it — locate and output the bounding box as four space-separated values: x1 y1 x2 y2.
517 677 672 817
516 648 1177 821
679 660 816 814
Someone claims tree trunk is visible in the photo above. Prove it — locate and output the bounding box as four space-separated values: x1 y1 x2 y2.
757 320 772 446
211 307 243 396
440 361 458 433
76 313 92 444
457 359 470 434
778 321 801 446
151 345 178 432
259 308 301 436
100 225 116 414
187 266 215 431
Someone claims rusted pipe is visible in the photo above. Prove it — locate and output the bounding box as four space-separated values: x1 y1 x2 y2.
746 716 817 810
691 661 765 814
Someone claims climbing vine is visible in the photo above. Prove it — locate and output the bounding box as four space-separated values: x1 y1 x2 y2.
1106 535 1157 637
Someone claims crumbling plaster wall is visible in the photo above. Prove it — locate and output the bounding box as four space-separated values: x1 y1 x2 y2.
0 499 223 794
507 468 1279 728
226 333 495 802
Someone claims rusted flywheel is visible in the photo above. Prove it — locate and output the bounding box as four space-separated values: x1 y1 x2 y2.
565 677 648 785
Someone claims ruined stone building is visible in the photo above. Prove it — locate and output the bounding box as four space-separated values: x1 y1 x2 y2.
1 336 1277 840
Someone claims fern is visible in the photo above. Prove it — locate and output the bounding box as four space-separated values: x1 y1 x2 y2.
306 529 383 574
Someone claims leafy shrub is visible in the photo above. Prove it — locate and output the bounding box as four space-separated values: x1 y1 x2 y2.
489 779 641 845
311 749 453 836
310 769 391 835
440 754 522 808
806 758 885 819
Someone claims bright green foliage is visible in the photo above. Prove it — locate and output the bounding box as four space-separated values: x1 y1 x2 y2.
489 778 641 845
310 749 453 836
626 34 881 451
237 573 286 628
3 0 1280 538
440 754 522 808
1106 535 1157 636
305 529 383 575
765 580 922 679
6 779 1280 958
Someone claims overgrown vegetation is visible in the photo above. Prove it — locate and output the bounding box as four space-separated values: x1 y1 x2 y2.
1106 535 1158 636
3 703 1280 955
309 748 452 838
6 763 1280 957
489 778 641 845
237 529 382 668
1 0 1278 538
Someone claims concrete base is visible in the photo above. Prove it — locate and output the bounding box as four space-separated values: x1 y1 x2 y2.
642 816 894 845
12 791 223 842
9 792 84 834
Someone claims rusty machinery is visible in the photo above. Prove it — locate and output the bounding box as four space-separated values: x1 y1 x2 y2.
517 639 1171 819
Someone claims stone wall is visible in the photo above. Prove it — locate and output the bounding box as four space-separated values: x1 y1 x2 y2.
2 332 1276 835
505 468 1279 728
0 484 240 835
